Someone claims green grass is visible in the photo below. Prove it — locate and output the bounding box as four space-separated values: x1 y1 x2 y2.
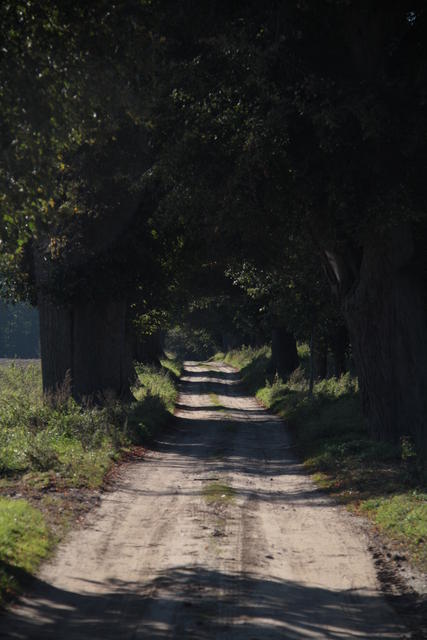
222 344 427 571
0 497 51 604
209 392 221 405
0 356 181 602
131 361 180 440
202 482 235 504
209 392 227 410
160 356 182 383
0 362 120 487
215 345 271 395
361 493 427 550
134 362 179 412
0 359 180 488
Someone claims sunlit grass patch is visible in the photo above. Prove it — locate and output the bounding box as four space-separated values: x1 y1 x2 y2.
208 392 227 411
360 493 427 568
226 343 427 572
0 497 51 603
219 345 271 395
203 482 235 504
0 357 182 602
131 360 180 440
160 357 182 382
0 359 181 487
134 362 178 413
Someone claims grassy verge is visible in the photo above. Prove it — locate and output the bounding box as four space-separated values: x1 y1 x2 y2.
159 356 182 383
220 345 427 572
213 345 271 395
0 356 180 603
0 498 52 605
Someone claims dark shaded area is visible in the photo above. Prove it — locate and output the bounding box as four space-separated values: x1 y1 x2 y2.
0 567 406 639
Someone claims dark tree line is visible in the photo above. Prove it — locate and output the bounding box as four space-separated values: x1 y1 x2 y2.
1 1 426 460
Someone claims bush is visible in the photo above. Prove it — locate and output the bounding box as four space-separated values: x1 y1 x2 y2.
0 358 180 487
219 345 272 394
165 325 220 360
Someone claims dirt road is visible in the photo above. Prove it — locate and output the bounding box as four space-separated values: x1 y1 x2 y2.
1 362 409 639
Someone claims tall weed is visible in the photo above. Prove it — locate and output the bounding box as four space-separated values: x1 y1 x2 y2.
0 358 179 487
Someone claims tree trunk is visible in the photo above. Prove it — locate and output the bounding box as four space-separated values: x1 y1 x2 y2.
222 332 240 352
38 294 134 400
134 330 164 364
34 241 135 400
329 325 348 377
271 327 299 379
313 342 327 380
72 297 134 399
38 296 73 393
309 332 314 395
325 224 427 459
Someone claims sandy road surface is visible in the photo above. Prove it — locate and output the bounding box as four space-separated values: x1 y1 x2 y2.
1 362 409 639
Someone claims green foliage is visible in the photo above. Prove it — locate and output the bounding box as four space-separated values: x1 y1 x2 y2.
165 325 220 360
1 0 426 476
202 482 235 505
218 345 271 395
0 358 179 487
0 497 51 604
361 494 427 553
0 362 122 487
0 357 181 603
134 362 178 411
160 357 182 382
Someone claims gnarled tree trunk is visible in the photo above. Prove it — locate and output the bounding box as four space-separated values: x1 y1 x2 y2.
325 224 427 458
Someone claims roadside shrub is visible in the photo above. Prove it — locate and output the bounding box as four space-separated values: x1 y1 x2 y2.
165 325 220 360
224 343 427 570
0 358 180 487
220 345 271 394
0 497 51 603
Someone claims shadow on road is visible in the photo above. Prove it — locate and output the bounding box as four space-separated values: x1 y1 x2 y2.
0 363 408 640
1 566 402 639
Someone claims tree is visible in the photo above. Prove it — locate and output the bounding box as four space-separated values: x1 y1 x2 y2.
146 1 427 457
0 1 174 397
2 0 427 464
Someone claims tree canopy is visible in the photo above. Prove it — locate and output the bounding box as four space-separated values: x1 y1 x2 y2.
1 1 427 458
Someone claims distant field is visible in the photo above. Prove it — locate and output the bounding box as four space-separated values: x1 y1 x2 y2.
0 358 40 367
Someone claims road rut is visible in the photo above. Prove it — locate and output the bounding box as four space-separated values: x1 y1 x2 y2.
0 361 409 639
